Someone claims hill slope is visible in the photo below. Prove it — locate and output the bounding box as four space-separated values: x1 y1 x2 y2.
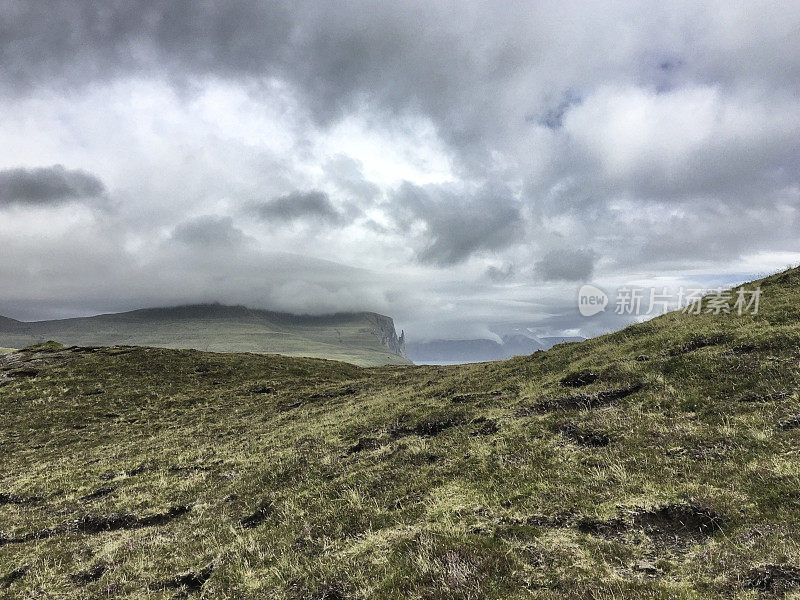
1 268 800 598
407 335 586 364
0 304 409 367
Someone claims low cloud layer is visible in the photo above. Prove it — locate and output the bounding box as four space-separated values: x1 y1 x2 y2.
0 165 105 206
0 1 798 342
253 191 345 225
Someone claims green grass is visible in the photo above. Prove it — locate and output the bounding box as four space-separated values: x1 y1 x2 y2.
1 268 800 598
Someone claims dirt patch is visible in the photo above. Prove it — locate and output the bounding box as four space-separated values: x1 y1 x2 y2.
738 391 791 403
239 501 275 528
347 437 381 454
571 503 724 550
744 564 800 595
8 368 38 378
560 370 599 387
310 386 358 400
0 565 29 588
287 580 348 600
389 410 468 438
75 504 192 533
150 563 214 594
310 582 347 600
451 391 502 403
669 335 726 356
471 417 499 436
80 487 115 501
0 492 40 505
555 423 610 447
70 563 106 584
576 516 627 538
630 502 724 548
250 384 274 394
535 383 642 412
125 462 150 476
724 343 757 356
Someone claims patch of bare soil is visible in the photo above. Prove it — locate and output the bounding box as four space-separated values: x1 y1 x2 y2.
80 487 115 501
737 391 791 403
70 563 106 584
389 410 469 438
346 437 381 454
0 565 29 588
470 417 499 436
668 335 727 356
744 564 800 595
534 383 642 412
779 417 800 430
239 501 275 528
630 502 724 549
0 505 192 546
560 370 599 387
555 422 610 447
74 504 192 533
150 563 214 594
0 492 41 505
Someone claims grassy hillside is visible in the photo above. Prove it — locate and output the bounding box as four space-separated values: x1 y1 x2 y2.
0 305 409 367
1 268 800 598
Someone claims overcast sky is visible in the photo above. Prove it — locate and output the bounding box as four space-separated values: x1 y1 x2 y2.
1 1 799 340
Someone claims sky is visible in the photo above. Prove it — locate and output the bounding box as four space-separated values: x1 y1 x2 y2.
1 0 799 341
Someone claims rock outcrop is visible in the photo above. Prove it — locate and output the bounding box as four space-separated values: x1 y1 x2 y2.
365 313 407 358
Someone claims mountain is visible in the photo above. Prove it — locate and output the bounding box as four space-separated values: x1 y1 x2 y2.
1 267 798 598
0 304 409 367
407 333 586 364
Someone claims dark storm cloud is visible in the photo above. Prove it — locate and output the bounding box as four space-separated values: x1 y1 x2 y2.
535 249 596 282
393 182 524 266
253 191 346 224
0 165 105 206
0 1 292 94
6 2 800 150
170 215 247 247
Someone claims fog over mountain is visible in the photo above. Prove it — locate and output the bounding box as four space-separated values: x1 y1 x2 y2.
1 1 799 341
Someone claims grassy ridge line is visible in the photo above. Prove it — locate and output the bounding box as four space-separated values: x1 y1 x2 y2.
0 268 799 598
0 307 410 367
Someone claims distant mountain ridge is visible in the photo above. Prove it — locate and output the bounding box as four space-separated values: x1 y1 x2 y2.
0 303 409 367
407 333 585 364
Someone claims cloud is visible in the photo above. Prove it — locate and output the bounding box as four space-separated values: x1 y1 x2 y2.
392 182 524 266
562 85 800 201
485 264 515 282
252 191 346 224
535 249 596 282
0 1 799 343
170 215 247 248
323 155 380 202
0 165 105 206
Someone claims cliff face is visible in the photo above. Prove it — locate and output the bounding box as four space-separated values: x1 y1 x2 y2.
365 313 407 358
